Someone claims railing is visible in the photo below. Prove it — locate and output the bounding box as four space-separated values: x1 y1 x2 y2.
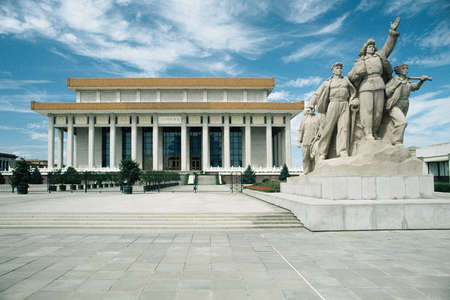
206 166 302 175
230 171 242 193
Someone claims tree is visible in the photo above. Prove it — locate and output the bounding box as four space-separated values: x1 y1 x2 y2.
119 159 141 186
0 175 5 184
64 167 80 184
29 167 43 184
10 158 30 192
242 165 256 184
279 163 290 182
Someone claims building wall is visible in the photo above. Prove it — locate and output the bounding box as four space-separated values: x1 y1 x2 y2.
76 127 88 168
78 88 269 103
251 127 266 168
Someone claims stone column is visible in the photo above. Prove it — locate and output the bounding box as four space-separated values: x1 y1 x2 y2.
181 118 187 171
73 131 77 168
88 115 95 169
57 128 64 169
110 115 116 169
245 117 251 167
152 116 159 170
48 115 55 170
224 116 230 169
285 115 291 168
266 116 272 169
131 115 137 161
67 116 74 167
202 116 209 170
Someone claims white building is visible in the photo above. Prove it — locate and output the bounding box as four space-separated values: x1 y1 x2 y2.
416 142 450 183
31 78 303 173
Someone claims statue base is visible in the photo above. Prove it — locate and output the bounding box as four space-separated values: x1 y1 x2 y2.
243 142 450 231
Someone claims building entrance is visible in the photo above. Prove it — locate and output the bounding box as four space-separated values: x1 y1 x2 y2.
189 127 202 170
163 127 181 170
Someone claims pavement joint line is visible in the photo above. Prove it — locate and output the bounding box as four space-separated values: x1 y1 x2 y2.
263 235 326 300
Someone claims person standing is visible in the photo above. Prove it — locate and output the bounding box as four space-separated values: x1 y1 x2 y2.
385 64 431 145
313 62 357 160
348 17 400 140
297 105 320 174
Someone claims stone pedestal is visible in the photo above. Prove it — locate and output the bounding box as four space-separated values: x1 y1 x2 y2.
248 141 450 231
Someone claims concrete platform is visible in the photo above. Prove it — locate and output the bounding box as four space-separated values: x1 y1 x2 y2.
244 189 450 231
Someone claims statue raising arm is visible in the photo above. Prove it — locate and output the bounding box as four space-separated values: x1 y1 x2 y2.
378 16 400 59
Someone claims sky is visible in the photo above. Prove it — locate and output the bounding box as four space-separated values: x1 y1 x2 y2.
0 0 449 169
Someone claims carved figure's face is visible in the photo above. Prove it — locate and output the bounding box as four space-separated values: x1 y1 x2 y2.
366 44 375 55
332 65 343 76
399 65 409 76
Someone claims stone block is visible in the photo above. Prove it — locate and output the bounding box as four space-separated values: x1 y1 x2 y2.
344 205 373 230
189 115 201 124
373 204 403 229
419 175 434 198
376 176 392 199
307 205 344 231
347 177 362 200
405 176 420 198
304 183 322 198
75 116 87 125
390 176 405 199
362 177 376 200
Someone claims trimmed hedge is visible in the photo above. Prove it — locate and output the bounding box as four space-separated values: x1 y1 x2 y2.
435 182 450 193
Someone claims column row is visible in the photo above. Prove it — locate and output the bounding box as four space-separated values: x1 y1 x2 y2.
48 115 292 170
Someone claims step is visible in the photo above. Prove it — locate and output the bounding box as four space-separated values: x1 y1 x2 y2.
0 212 303 229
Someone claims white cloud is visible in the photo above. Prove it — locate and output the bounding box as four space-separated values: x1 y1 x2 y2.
283 76 322 88
405 51 450 67
405 92 450 147
268 91 291 101
277 0 340 24
384 0 440 17
0 125 47 141
355 0 378 12
315 14 348 35
0 79 52 90
282 39 335 62
419 20 450 49
0 0 275 76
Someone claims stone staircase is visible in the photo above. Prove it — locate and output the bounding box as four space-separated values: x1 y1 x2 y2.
198 175 216 185
0 212 303 229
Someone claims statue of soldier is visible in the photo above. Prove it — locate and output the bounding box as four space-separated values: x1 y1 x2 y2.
297 105 320 174
313 62 357 160
384 64 431 145
348 17 400 140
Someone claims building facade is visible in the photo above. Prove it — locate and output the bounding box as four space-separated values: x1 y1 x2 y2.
416 142 450 183
31 78 303 173
0 153 17 172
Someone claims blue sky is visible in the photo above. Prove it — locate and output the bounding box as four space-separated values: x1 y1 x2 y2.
0 0 449 169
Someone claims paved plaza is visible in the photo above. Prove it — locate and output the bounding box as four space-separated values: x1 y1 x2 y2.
0 191 449 299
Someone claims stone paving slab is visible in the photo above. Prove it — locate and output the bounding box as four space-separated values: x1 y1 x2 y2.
0 190 285 213
0 229 448 299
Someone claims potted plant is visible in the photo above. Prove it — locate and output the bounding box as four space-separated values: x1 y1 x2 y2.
29 167 43 184
279 163 290 182
242 165 256 184
10 158 30 194
119 159 141 194
65 167 80 191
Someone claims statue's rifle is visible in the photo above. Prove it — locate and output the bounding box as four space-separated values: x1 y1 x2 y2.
407 76 432 81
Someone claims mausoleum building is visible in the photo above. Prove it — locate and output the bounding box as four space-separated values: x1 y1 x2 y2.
31 78 303 173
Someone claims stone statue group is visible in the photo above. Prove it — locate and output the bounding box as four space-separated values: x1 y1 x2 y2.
297 17 432 174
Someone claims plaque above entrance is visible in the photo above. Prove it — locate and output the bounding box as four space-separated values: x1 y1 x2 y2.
159 116 181 125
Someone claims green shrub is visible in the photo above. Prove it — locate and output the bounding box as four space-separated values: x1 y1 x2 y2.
29 167 43 184
279 164 290 182
64 167 80 184
262 178 270 183
184 174 189 185
435 182 450 193
0 176 4 184
119 159 142 186
10 158 30 189
242 165 256 184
